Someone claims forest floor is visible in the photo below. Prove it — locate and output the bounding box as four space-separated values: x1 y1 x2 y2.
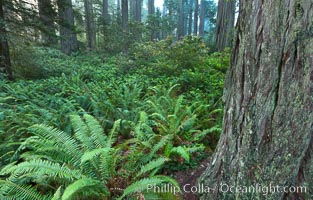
173 155 212 200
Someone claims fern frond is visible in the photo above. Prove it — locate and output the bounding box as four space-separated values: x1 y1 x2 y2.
148 134 173 160
193 126 221 142
61 178 108 200
51 186 62 200
153 175 181 190
174 95 184 116
29 124 81 165
70 115 95 151
81 148 111 164
117 178 167 200
83 114 107 148
0 180 50 200
2 159 82 182
166 84 180 97
136 157 169 178
170 146 190 162
107 119 121 146
99 149 119 180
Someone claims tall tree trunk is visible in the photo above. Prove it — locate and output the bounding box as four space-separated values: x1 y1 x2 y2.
84 0 96 50
183 0 188 35
135 0 142 22
121 0 128 52
148 0 155 41
38 0 57 46
57 0 78 55
102 0 109 24
116 0 121 25
188 0 193 35
215 0 235 51
199 0 313 199
199 0 205 38
121 0 128 31
148 0 154 15
177 0 184 39
193 0 198 35
130 0 135 20
0 0 13 80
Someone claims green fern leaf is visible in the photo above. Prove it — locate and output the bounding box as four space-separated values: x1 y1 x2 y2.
136 157 169 178
170 146 190 162
117 178 167 200
0 180 50 200
61 178 108 200
3 159 82 181
83 114 107 148
51 186 62 200
81 148 111 164
29 124 81 164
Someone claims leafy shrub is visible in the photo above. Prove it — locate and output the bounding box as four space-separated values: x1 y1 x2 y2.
125 36 209 76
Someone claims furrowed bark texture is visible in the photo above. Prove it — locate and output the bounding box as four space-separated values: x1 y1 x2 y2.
199 0 313 199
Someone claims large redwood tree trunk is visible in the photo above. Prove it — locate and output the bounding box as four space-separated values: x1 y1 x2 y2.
199 0 313 199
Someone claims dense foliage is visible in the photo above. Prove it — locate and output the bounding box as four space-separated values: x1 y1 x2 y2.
0 37 229 199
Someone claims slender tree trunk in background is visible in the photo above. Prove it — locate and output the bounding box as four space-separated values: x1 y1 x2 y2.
215 0 235 51
121 0 128 32
130 0 135 20
148 0 154 16
38 0 57 46
135 0 142 22
199 0 313 199
162 1 167 16
183 0 189 36
102 0 109 24
193 0 198 35
148 0 155 41
188 0 193 35
199 0 205 38
121 0 128 52
116 0 121 25
0 0 13 80
57 0 78 55
84 0 96 50
177 0 184 39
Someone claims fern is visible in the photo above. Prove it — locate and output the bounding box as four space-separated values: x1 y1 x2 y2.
136 157 169 178
61 178 108 200
83 114 108 148
107 119 121 146
147 134 173 160
29 124 82 165
70 114 95 151
117 178 167 200
0 180 50 200
81 148 111 164
170 146 190 162
2 159 82 181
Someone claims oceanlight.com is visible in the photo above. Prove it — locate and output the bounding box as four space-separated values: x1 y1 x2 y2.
146 183 308 195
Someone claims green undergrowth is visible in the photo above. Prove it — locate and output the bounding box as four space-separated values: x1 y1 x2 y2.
0 37 229 199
